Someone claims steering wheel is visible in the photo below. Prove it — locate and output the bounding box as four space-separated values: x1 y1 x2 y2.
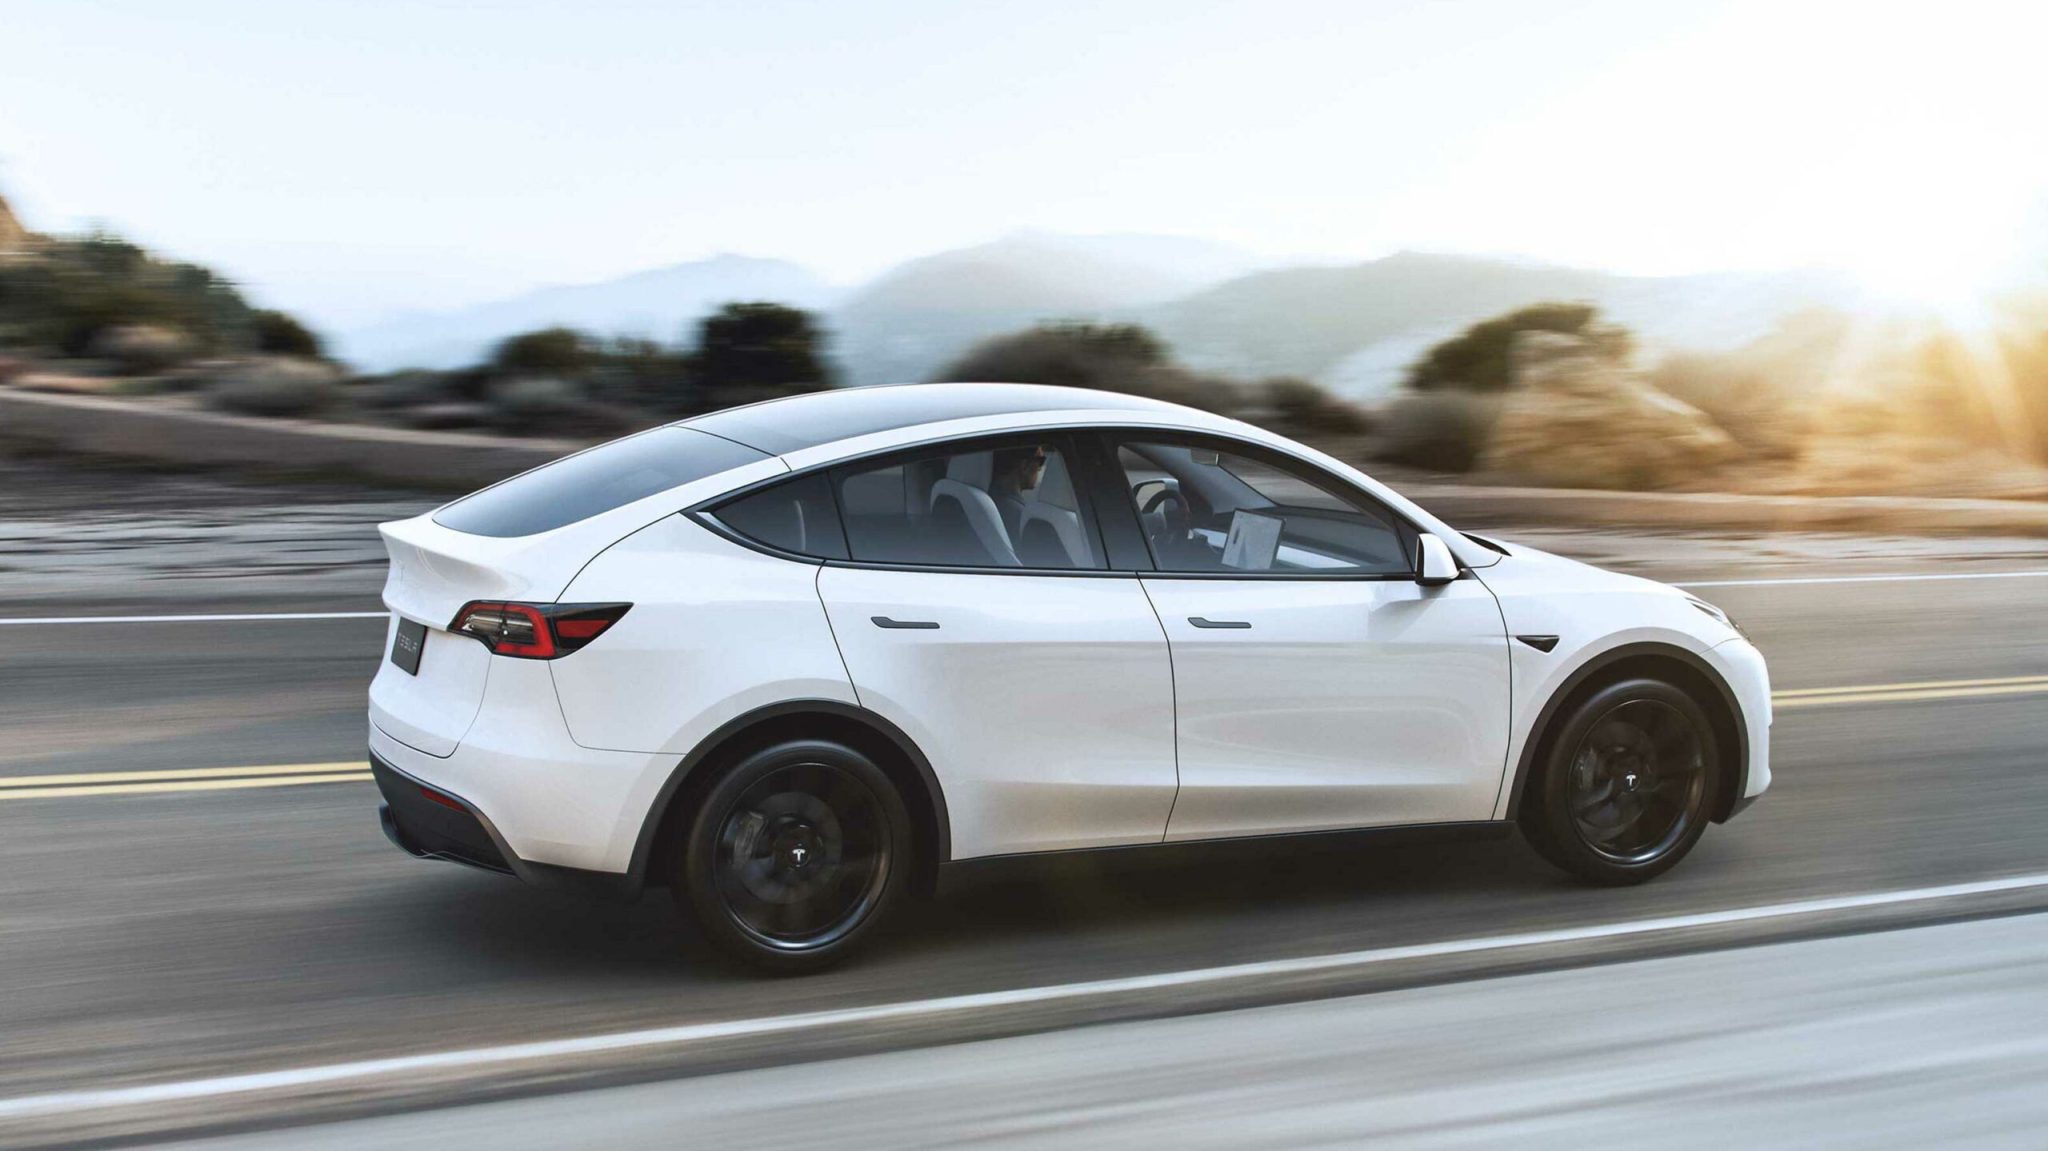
1138 487 1190 550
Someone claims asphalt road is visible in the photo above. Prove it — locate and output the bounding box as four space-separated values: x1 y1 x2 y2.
155 912 2048 1150
3 458 2047 1143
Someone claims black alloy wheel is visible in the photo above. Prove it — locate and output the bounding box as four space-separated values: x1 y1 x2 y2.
677 739 910 973
1523 678 1720 884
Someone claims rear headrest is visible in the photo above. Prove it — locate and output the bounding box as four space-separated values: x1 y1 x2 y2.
945 451 994 488
1029 452 1078 510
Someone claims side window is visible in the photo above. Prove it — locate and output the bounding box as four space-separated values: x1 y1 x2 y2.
1115 439 1415 576
834 438 1103 570
708 472 848 560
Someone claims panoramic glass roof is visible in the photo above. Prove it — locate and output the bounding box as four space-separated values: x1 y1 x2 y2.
683 383 1183 455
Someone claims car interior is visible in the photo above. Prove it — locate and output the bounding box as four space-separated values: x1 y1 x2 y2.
1117 442 1416 575
718 435 1414 576
836 442 1101 569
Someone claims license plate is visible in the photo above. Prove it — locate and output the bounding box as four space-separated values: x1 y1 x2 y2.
390 618 427 676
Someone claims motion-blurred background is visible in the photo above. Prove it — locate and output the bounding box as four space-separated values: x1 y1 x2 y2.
4 0 2046 496
5 2 2048 1148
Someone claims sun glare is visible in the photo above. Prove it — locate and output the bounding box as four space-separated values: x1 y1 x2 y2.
1822 161 2040 329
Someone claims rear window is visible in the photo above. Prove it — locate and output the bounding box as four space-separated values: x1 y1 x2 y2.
434 426 768 538
707 472 849 560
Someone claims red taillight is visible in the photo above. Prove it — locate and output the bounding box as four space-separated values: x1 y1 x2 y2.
448 601 631 659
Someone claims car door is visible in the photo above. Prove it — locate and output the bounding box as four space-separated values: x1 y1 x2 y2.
812 434 1179 859
1101 434 1512 841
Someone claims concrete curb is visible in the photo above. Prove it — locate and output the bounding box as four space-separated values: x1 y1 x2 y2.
1403 482 2048 537
0 387 575 490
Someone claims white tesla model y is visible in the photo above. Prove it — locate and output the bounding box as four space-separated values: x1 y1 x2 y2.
369 383 1770 971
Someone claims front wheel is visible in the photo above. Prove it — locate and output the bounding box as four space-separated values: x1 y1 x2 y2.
674 739 911 973
1522 678 1720 884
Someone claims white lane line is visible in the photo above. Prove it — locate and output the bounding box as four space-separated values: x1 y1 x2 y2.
1676 570 2048 589
0 611 388 626
5 871 2047 1122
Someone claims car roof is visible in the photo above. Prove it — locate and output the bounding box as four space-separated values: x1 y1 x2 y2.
679 382 1200 455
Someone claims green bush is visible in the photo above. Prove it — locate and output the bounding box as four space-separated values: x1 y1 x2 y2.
935 322 1238 413
1261 376 1372 437
251 309 323 357
492 326 594 375
688 302 832 399
0 232 258 358
1407 302 1632 393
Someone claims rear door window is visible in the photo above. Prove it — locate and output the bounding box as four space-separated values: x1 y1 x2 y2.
833 437 1104 570
434 426 767 538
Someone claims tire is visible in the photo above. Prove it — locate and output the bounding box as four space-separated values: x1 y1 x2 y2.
673 738 912 974
1521 677 1721 885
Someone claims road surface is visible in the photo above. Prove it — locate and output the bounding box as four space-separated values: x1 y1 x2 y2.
2 456 2046 1144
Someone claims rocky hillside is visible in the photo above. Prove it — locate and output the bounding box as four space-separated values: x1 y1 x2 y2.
0 194 33 254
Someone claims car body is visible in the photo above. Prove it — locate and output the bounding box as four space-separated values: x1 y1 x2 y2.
369 383 1770 969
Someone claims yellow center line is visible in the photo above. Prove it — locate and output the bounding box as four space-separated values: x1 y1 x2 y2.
2 671 2043 801
1774 674 2048 699
0 773 373 801
1775 681 2048 710
0 761 371 789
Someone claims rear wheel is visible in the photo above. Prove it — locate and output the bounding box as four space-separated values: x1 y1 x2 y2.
1522 677 1719 884
674 739 910 973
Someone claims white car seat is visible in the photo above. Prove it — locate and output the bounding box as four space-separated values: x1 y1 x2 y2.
1016 453 1093 567
928 452 1021 566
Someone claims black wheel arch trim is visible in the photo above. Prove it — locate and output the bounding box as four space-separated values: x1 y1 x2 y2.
624 698 952 894
1502 641 1752 823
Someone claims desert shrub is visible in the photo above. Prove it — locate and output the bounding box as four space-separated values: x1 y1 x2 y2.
88 323 194 373
206 358 341 417
935 322 1239 413
492 326 594 375
687 302 833 405
488 375 584 425
0 232 259 357
1260 376 1373 437
587 337 696 414
1407 302 1632 393
1369 390 1504 472
251 309 323 357
347 369 456 410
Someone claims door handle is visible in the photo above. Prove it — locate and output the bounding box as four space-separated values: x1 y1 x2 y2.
872 616 940 630
1188 616 1251 629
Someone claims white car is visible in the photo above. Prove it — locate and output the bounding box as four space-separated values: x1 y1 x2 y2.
369 383 1770 971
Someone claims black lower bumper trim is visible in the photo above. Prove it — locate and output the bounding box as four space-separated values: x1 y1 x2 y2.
371 754 512 874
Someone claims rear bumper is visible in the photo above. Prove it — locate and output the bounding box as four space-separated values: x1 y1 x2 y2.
373 753 513 874
368 739 649 901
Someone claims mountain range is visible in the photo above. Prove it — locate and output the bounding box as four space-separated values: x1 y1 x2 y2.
331 234 1855 397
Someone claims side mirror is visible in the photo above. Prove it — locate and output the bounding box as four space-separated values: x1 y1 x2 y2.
1415 533 1459 586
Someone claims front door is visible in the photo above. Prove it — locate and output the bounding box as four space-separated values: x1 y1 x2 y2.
1105 435 1512 841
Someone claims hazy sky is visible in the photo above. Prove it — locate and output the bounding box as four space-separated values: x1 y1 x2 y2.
3 0 2044 327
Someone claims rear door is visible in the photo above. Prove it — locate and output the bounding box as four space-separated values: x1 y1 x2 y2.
1102 434 1513 841
811 434 1178 859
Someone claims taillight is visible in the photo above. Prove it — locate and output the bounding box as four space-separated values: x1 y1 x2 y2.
448 601 631 659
